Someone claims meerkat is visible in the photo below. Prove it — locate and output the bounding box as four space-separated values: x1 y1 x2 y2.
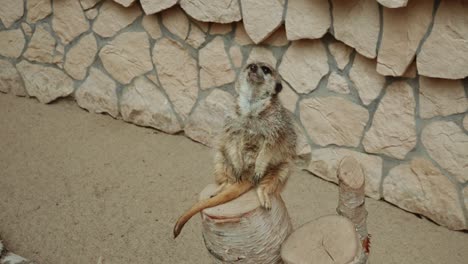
173 61 297 238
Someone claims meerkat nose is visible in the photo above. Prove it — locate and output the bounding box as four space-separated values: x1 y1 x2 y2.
249 64 258 72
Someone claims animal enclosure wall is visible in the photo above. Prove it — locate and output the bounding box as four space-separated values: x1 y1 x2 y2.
0 0 467 231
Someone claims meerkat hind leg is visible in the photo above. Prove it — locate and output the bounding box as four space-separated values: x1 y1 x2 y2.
256 186 271 209
210 182 229 198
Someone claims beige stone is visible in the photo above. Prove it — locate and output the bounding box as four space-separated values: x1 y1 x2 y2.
64 33 97 80
349 54 385 105
180 0 241 23
85 8 98 20
377 0 408 8
383 158 466 230
80 0 101 10
26 0 52 24
229 45 243 68
0 29 25 58
199 36 236 89
422 121 468 183
121 76 182 134
377 0 433 76
185 89 236 147
285 0 330 40
21 23 32 37
329 41 353 70
113 0 135 7
402 61 417 78
52 0 89 44
363 81 416 160
0 0 24 28
23 24 62 64
417 0 468 79
300 96 369 147
16 60 74 104
140 0 177 15
463 186 468 215
153 38 198 120
264 26 289 47
419 77 467 119
279 40 328 94
210 23 232 35
332 0 379 59
278 82 298 113
161 6 189 40
186 23 206 48
75 67 119 118
234 22 254 45
307 147 383 199
145 72 159 85
93 0 141 38
241 0 285 44
99 32 153 84
294 124 311 157
464 115 468 131
142 15 162 40
327 72 349 94
194 20 210 33
0 59 26 96
247 47 276 66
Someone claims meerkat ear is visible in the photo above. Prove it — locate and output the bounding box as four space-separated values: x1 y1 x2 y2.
275 82 283 94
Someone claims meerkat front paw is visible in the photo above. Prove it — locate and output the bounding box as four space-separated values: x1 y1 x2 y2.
256 187 272 210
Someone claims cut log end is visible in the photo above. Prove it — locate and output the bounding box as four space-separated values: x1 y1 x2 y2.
281 215 361 264
337 156 365 189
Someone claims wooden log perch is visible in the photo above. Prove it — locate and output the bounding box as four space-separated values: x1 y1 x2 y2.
280 156 369 264
200 184 292 264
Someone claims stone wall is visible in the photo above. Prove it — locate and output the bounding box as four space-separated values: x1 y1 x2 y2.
0 0 467 231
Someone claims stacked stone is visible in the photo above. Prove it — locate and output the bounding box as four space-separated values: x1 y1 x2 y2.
0 0 467 231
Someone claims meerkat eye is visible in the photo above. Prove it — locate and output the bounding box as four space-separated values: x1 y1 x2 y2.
261 66 272 75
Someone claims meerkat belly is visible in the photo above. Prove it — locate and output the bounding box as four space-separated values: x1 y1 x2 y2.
225 130 264 181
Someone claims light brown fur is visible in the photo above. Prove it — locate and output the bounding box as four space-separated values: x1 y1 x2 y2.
174 62 297 238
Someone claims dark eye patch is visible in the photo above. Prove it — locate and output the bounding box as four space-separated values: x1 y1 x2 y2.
261 66 272 75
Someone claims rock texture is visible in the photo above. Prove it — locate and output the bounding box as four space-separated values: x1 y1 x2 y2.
300 96 369 147
153 38 198 120
234 22 254 45
140 0 177 15
419 77 467 119
113 0 135 7
327 72 349 94
464 115 468 131
26 0 52 23
307 147 383 198
187 23 206 48
349 54 386 105
363 81 416 160
422 121 468 183
64 33 98 80
21 23 32 37
199 37 236 89
0 59 26 96
329 41 353 70
383 158 466 230
377 0 433 76
80 0 101 10
52 0 89 44
332 0 379 59
0 0 24 28
279 40 329 94
264 26 289 47
278 82 298 113
161 6 189 40
180 0 242 23
229 45 243 68
93 0 141 38
210 23 232 35
142 15 162 40
16 60 74 103
417 0 468 79
378 0 408 8
99 32 153 84
285 0 330 40
241 0 285 43
75 67 119 117
0 29 25 58
23 25 62 64
121 76 181 134
85 8 98 20
247 47 276 66
185 89 236 146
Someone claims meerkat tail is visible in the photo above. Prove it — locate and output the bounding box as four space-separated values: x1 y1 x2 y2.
173 181 253 238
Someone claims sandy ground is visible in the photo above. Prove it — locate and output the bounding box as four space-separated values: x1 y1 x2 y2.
0 93 467 264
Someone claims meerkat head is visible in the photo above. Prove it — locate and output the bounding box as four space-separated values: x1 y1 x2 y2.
236 61 283 114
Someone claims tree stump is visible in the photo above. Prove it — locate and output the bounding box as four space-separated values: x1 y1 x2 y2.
336 156 369 263
281 215 361 264
200 184 292 264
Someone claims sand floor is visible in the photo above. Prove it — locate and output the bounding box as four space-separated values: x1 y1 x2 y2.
0 93 467 264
